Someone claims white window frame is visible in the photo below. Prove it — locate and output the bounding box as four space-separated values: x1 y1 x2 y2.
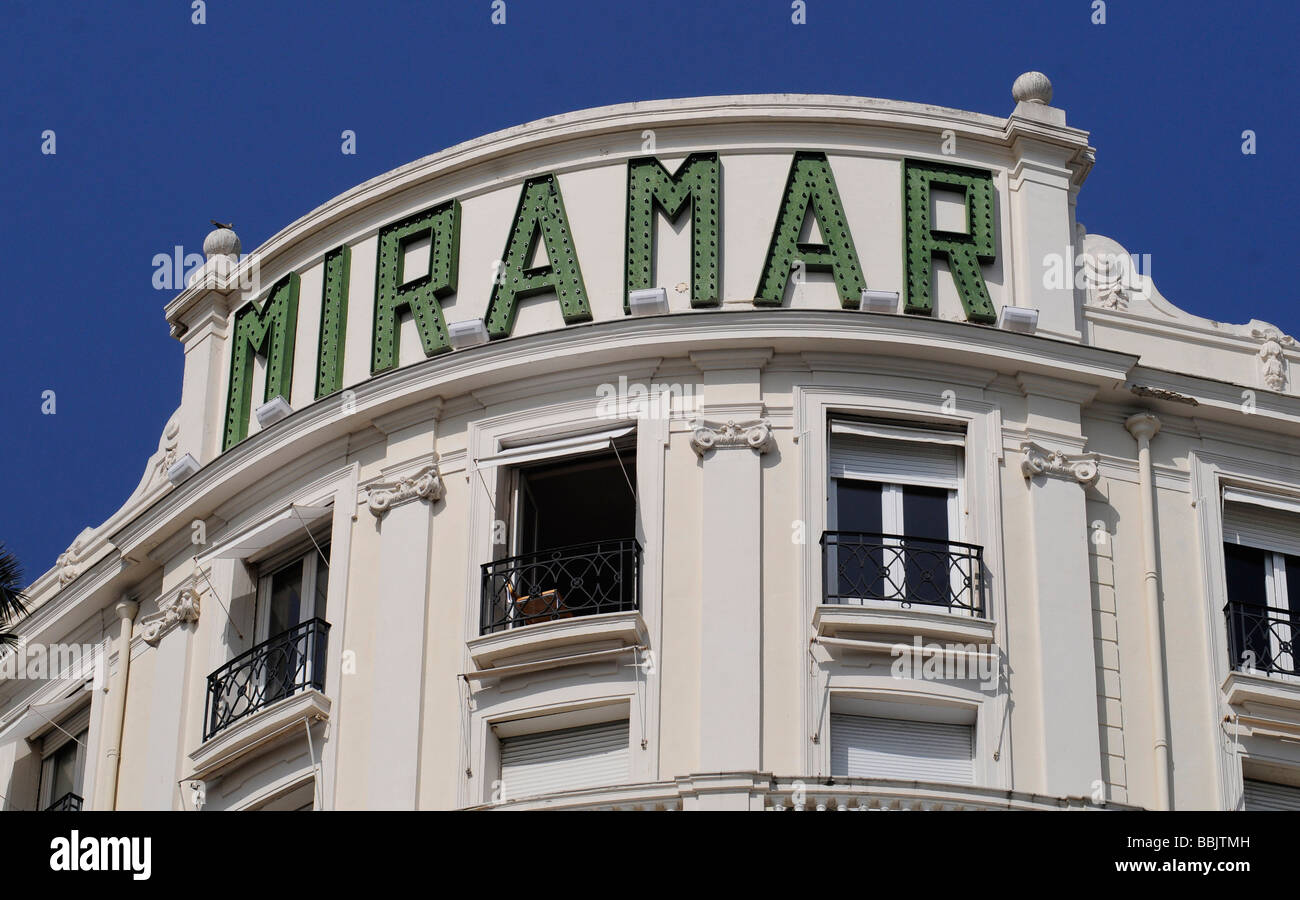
249 541 330 705
37 706 90 810
1222 494 1300 678
826 420 966 607
794 385 1008 786
254 542 330 644
461 396 666 808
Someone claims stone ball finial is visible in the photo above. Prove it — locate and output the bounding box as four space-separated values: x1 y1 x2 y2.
203 222 241 260
1012 71 1053 105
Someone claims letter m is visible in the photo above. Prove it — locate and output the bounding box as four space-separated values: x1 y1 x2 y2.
624 152 720 309
223 272 300 450
100 837 129 871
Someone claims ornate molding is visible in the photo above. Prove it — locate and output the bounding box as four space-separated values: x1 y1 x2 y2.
1251 325 1294 392
141 585 201 646
690 419 774 456
366 463 444 518
54 530 92 588
1020 441 1100 486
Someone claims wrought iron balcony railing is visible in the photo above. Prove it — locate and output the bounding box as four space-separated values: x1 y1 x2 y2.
481 538 642 635
1225 600 1300 677
45 792 83 811
821 531 985 615
204 618 330 741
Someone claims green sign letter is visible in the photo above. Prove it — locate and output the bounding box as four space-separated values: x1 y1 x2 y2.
371 200 461 374
315 243 350 398
625 152 720 309
484 174 591 339
754 151 865 308
223 272 301 450
903 160 997 323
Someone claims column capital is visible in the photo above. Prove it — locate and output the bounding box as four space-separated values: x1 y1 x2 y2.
690 419 774 456
114 599 139 621
1020 441 1099 486
364 461 444 518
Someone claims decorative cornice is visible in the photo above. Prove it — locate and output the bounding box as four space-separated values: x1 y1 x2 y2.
1020 441 1099 485
366 463 444 517
140 585 200 646
690 419 774 456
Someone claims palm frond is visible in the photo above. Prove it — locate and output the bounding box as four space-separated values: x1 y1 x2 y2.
0 544 30 626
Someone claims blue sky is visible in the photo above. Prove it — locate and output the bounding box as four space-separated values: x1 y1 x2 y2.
0 0 1295 582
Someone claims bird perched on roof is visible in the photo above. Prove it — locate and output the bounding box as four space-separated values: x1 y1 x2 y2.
210 219 234 230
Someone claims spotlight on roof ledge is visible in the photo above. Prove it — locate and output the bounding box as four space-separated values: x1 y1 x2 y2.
166 453 201 485
860 290 900 313
628 288 669 317
448 318 489 349
998 306 1040 333
255 395 293 428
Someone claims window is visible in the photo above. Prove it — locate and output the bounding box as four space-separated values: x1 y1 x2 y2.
255 544 330 704
830 713 974 785
480 432 640 633
257 544 329 642
498 720 630 800
39 707 89 811
823 419 980 613
1243 778 1300 810
252 781 316 811
1223 496 1300 677
206 542 332 739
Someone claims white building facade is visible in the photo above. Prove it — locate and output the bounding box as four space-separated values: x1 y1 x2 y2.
3 74 1299 811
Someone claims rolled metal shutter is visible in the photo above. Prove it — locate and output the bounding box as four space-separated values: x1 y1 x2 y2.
500 721 629 799
1243 778 1300 810
830 714 974 784
828 435 959 488
1223 501 1300 558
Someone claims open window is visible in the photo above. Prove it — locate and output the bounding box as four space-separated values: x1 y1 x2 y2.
479 429 640 634
38 706 89 811
205 540 331 741
255 544 330 703
1223 489 1300 678
822 418 981 614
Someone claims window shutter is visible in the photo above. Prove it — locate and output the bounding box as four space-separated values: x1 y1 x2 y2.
828 432 960 489
1243 779 1300 810
1223 501 1300 558
499 721 629 799
830 714 974 784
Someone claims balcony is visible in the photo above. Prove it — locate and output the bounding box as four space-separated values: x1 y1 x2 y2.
1225 600 1300 678
820 531 985 616
204 618 330 741
480 539 641 635
45 792 83 811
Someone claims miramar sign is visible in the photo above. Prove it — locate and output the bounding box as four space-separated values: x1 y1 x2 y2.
222 153 997 450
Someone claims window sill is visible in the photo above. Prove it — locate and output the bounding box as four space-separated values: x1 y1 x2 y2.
814 603 995 645
188 689 331 780
468 610 648 672
1222 670 1300 738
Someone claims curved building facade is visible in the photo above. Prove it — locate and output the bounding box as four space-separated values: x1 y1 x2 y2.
4 75 1299 811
